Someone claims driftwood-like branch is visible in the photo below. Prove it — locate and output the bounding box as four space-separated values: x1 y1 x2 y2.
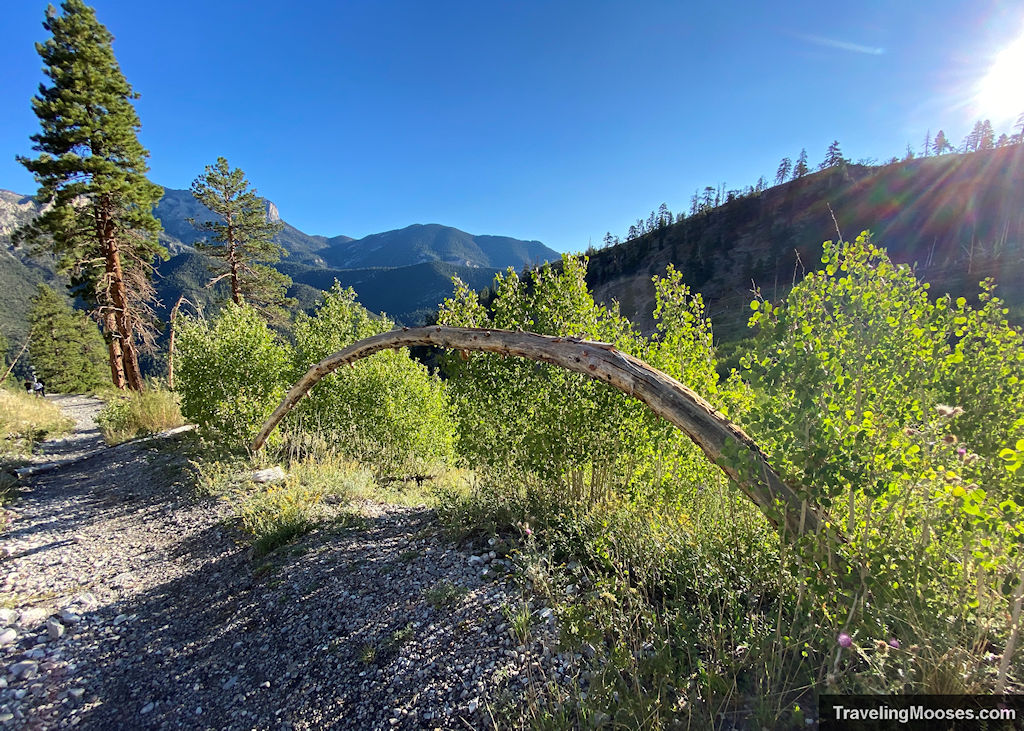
251 326 821 537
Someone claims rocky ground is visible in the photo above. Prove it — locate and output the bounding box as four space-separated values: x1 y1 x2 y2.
0 401 580 729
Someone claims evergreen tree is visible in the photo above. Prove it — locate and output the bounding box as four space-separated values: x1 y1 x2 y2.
979 119 995 150
16 0 165 391
922 129 931 157
932 129 952 155
28 284 107 393
822 140 846 168
963 120 984 152
792 149 809 178
1014 113 1024 144
189 157 293 319
775 157 792 184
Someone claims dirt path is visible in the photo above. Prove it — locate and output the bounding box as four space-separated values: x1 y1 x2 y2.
20 395 106 468
0 401 574 729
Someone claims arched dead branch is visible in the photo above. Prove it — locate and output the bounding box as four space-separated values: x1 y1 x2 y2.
251 326 822 538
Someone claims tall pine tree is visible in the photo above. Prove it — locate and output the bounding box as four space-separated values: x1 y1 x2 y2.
28 284 108 393
17 0 165 391
189 157 293 319
792 148 809 179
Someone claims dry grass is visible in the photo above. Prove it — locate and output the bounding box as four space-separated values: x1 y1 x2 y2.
0 387 74 456
96 388 185 445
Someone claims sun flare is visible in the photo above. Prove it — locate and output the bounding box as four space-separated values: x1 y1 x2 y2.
975 27 1024 123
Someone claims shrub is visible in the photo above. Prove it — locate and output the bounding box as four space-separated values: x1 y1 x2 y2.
437 254 745 506
96 386 184 444
743 232 1024 693
288 283 455 473
238 482 322 556
174 303 292 446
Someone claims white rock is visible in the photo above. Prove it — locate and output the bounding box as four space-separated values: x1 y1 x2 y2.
18 608 47 630
250 466 287 484
0 628 17 646
68 688 85 700
0 608 16 626
140 702 155 714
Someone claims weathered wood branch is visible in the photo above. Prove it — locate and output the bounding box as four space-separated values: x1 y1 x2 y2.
251 326 822 538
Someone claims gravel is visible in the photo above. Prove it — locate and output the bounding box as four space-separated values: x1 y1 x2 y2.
0 399 579 729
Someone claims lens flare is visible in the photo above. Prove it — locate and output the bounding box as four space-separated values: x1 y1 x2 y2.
975 28 1024 123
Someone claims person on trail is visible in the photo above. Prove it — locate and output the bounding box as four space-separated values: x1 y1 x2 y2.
33 380 45 397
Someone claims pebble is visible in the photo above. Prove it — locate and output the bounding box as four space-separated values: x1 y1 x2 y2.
46 619 65 640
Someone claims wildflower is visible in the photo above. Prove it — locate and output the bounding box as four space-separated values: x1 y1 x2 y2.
888 638 900 649
521 522 533 537
837 632 852 649
957 447 967 457
943 434 958 445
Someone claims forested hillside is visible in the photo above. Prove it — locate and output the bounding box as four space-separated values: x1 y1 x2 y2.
586 145 1024 340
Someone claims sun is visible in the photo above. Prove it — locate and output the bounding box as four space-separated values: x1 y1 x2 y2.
975 28 1024 123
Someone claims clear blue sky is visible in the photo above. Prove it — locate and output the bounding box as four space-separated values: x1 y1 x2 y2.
2 0 1022 252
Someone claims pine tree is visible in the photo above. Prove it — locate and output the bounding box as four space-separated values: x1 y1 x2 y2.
28 284 108 393
822 140 846 168
16 0 165 391
792 149 809 179
775 157 792 185
189 157 293 319
979 119 995 150
922 129 931 157
932 129 951 155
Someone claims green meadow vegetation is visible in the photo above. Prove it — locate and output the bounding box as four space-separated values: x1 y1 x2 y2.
172 234 1024 727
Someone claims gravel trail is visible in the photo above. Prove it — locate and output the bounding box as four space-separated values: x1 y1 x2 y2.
0 402 575 729
22 395 106 467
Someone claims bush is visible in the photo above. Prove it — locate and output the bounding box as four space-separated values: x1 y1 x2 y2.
287 283 455 473
437 254 746 505
743 232 1024 694
238 482 322 556
174 303 292 446
96 386 184 444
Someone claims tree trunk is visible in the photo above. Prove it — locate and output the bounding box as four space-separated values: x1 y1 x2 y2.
100 201 145 391
227 216 240 305
167 294 186 390
103 308 126 390
250 326 825 539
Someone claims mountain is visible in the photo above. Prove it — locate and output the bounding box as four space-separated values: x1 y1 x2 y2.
584 145 1024 342
153 188 333 265
279 260 501 324
0 187 553 360
321 223 557 270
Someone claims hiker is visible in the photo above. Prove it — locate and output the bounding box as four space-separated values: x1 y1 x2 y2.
33 380 45 397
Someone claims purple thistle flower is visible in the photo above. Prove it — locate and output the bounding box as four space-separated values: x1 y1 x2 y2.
838 632 852 649
888 638 900 649
957 447 967 457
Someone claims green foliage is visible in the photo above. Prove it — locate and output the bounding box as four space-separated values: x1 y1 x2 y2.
238 482 321 556
28 284 108 393
96 386 184 444
16 0 166 390
288 283 455 472
189 157 293 319
174 303 292 445
744 232 1024 693
437 254 741 505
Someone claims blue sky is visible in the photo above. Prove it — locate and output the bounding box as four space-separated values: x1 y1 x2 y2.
2 0 1022 252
